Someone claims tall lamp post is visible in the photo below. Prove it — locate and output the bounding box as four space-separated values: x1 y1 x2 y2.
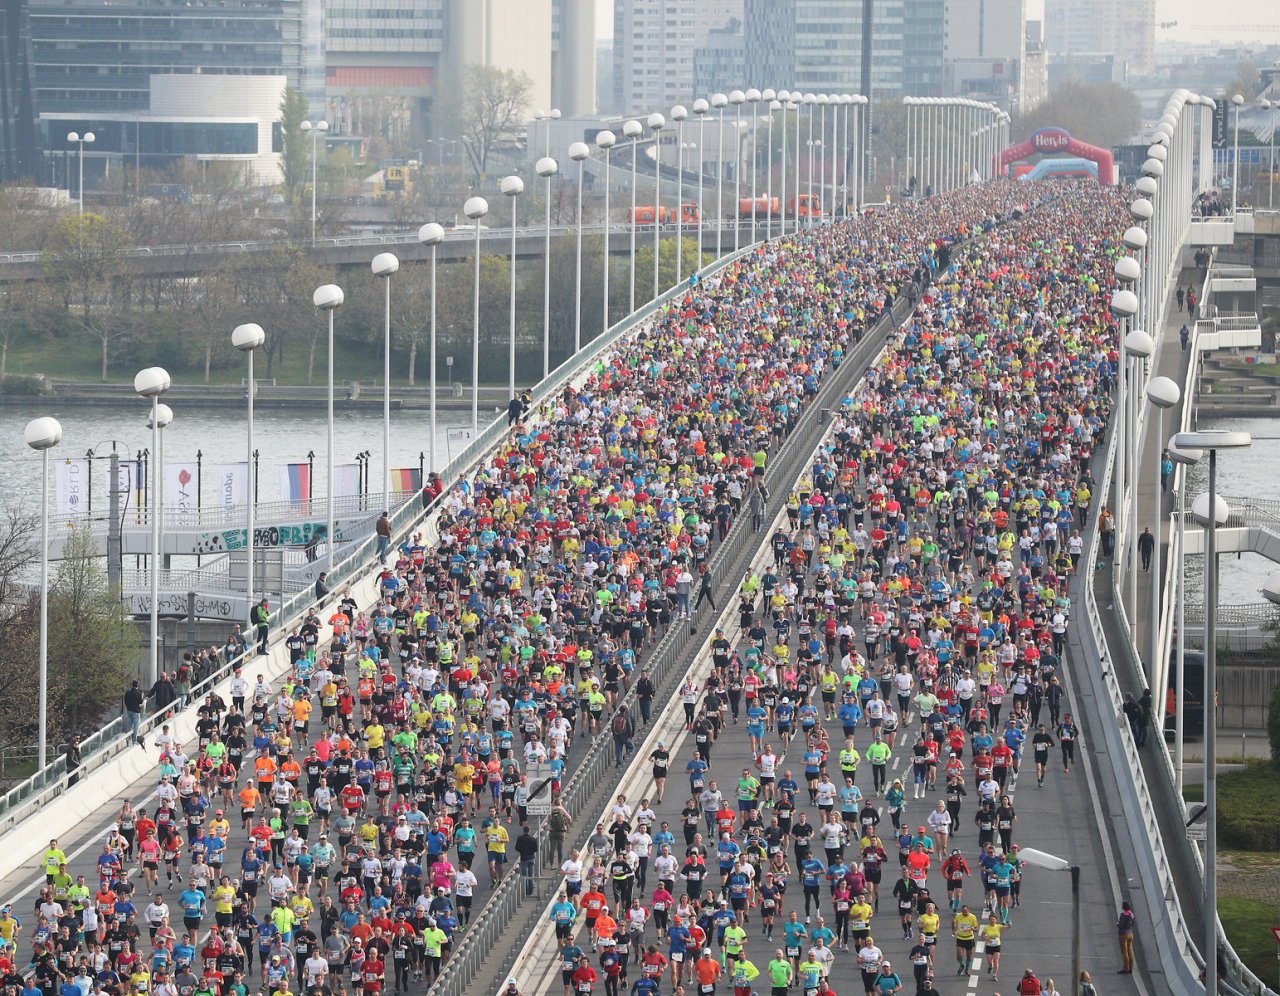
1166 438 1202 798
232 324 265 633
596 132 616 331
312 284 344 572
712 93 728 240
1144 376 1180 689
624 120 643 314
418 223 445 472
371 253 399 502
670 106 687 283
463 197 488 435
778 92 792 236
500 176 523 399
1175 429 1252 996
1016 849 1080 989
1123 328 1154 625
299 119 329 245
1112 255 1141 572
134 367 170 687
1230 94 1244 217
745 89 761 238
534 159 558 377
647 113 665 298
729 91 745 250
25 416 62 768
693 99 709 258
66 131 94 218
763 90 778 239
568 143 589 352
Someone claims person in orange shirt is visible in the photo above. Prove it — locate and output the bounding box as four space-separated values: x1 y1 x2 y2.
593 909 618 949
693 950 722 993
254 755 277 793
292 697 313 748
582 888 607 939
279 754 302 786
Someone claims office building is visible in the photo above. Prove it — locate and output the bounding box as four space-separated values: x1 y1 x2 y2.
693 20 745 98
1044 0 1154 78
943 0 1045 111
743 0 945 98
613 0 743 111
0 0 39 179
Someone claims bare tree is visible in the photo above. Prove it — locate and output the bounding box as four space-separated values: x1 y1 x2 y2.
460 65 534 182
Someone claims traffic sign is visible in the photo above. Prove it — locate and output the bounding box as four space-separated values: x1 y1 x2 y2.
1270 926 1280 946
525 761 555 817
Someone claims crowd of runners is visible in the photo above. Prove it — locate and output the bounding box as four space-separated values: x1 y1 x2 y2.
0 177 1125 996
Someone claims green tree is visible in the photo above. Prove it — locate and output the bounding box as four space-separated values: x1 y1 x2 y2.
280 86 310 202
1014 82 1142 152
459 65 534 182
1268 682 1280 769
39 212 136 381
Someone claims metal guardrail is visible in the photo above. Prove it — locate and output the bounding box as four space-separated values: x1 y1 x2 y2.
1183 601 1280 628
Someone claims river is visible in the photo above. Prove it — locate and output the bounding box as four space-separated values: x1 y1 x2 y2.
0 403 477 521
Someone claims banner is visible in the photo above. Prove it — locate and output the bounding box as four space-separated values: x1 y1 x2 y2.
391 467 422 493
278 462 312 506
165 461 199 521
334 463 361 498
54 459 89 517
214 463 248 508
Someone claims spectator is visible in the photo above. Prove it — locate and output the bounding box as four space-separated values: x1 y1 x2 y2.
515 824 538 896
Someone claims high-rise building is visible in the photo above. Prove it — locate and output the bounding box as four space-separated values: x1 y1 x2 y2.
0 0 39 180
1043 0 1154 79
743 0 945 98
612 0 743 111
944 0 1044 110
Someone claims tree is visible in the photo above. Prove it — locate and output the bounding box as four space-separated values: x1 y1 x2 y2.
459 65 534 182
280 86 310 203
0 280 53 380
1014 82 1142 152
230 245 329 380
39 212 136 381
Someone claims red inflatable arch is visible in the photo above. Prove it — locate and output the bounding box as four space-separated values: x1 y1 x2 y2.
996 127 1115 184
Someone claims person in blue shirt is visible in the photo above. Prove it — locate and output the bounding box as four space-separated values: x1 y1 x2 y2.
172 937 196 966
799 853 825 917
776 773 799 806
177 887 205 931
686 755 709 793
802 748 823 803
712 900 736 944
783 915 808 971
838 696 863 737
548 895 577 940
808 918 836 947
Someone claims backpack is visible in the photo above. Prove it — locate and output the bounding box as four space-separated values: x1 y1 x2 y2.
613 712 630 736
549 808 568 833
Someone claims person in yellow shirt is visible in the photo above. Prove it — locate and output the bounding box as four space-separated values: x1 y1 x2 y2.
952 905 979 976
485 822 509 881
212 876 238 928
365 722 386 756
979 913 1004 980
918 901 940 948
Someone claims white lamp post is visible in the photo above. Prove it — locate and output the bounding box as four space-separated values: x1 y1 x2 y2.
418 224 445 472
763 91 778 239
66 131 94 218
817 94 830 217
596 132 615 332
1145 376 1180 692
312 284 344 572
500 176 523 399
545 108 561 156
712 93 728 240
693 99 709 258
647 113 665 298
1176 429 1252 996
729 91 746 251
1166 438 1201 797
1015 848 1080 988
624 120 643 313
568 142 589 352
795 95 806 223
298 119 329 245
534 159 558 377
1261 99 1275 209
133 367 170 687
232 323 265 630
1230 94 1244 217
745 89 761 237
24 415 62 769
147 400 173 651
670 107 687 283
463 197 488 436
1123 327 1154 622
371 253 399 502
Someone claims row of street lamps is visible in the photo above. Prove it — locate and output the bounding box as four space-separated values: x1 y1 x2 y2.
903 98 1008 193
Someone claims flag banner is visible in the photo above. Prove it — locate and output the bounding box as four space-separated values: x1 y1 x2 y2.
53 459 89 517
214 463 248 508
164 461 199 521
278 462 312 506
334 463 361 498
391 467 422 493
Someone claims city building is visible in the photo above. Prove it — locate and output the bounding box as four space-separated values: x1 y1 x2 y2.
692 19 745 98
1044 0 1154 78
0 0 39 180
613 0 743 111
742 0 946 98
943 0 1046 112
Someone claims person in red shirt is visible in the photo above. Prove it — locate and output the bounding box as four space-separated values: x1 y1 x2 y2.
361 953 385 995
571 957 598 994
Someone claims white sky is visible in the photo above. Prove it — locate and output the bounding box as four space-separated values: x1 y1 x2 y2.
594 0 1280 47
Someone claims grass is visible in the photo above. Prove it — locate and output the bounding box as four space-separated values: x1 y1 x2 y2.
1180 764 1280 849
1219 894 1280 986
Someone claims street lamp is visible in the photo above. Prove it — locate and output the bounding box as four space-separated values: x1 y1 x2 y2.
711 93 728 240
134 366 170 687
1166 438 1201 797
1260 99 1276 209
66 131 94 218
533 159 557 378
1123 328 1154 621
817 94 830 216
693 99 709 259
544 108 561 157
298 119 329 245
232 323 265 632
418 224 445 472
24 415 62 769
312 284 344 573
1015 848 1080 989
1230 94 1244 217
745 89 761 238
1145 376 1180 687
568 142 589 353
778 92 792 235
500 176 523 401
624 120 643 314
596 131 616 331
729 91 746 250
463 196 488 436
670 106 688 283
647 113 665 298
763 90 777 240
1175 428 1252 996
371 253 399 503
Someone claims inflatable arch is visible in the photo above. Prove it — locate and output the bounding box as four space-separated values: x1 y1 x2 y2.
996 127 1116 185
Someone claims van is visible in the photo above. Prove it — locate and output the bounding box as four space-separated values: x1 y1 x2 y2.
1163 649 1205 741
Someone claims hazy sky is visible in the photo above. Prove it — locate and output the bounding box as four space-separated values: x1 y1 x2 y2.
593 0 1280 46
